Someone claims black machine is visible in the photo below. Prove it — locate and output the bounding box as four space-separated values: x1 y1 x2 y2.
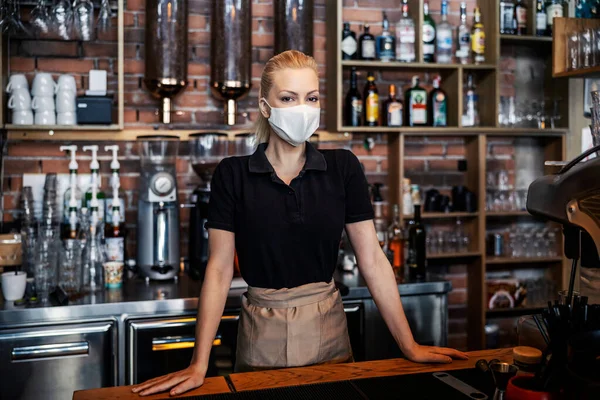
526 144 600 396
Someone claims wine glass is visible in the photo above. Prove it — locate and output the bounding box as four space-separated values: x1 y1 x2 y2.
51 0 73 40
73 0 94 41
30 0 51 37
97 0 112 34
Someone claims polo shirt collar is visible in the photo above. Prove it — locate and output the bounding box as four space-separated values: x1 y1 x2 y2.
248 141 327 173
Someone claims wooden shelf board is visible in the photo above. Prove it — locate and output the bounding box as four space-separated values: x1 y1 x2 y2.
486 256 563 265
340 60 496 70
5 124 121 131
500 34 552 43
486 307 545 318
486 211 530 217
553 65 600 78
404 212 479 219
338 126 568 136
428 251 481 260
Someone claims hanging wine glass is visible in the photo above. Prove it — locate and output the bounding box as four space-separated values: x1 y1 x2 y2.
30 0 51 37
73 0 94 41
97 0 112 34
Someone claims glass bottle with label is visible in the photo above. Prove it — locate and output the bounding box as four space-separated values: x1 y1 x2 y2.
345 67 362 127
428 76 447 127
363 71 379 126
515 0 528 35
462 73 480 127
500 0 515 35
405 76 428 127
383 84 403 127
104 145 126 263
471 7 486 64
546 0 563 36
422 1 436 63
341 22 357 60
436 0 453 64
407 204 426 280
376 12 395 62
359 24 376 61
396 0 415 63
456 2 471 64
536 0 547 36
387 204 405 278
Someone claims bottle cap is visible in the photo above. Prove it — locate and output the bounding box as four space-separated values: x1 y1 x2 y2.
60 145 78 171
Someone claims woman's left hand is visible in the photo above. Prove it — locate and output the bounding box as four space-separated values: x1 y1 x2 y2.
405 343 469 364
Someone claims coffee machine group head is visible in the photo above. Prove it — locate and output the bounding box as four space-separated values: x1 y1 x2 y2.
136 135 180 280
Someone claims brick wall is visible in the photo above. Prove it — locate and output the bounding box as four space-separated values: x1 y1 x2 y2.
3 0 517 350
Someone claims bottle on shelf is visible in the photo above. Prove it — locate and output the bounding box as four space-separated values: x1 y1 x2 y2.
60 145 82 241
428 76 447 127
396 0 416 63
405 76 428 127
514 0 528 35
345 67 362 127
376 12 395 62
546 0 564 36
402 178 413 216
422 0 436 63
500 0 516 35
372 183 387 248
81 160 105 293
535 0 547 36
462 73 480 127
407 204 426 280
363 71 379 126
388 204 405 278
383 84 403 127
83 145 105 225
410 184 421 206
456 2 471 64
341 22 358 60
471 6 486 65
359 24 376 61
436 0 453 64
104 145 126 263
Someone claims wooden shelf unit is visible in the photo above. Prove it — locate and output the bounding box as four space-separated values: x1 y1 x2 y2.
486 256 564 265
552 17 600 78
327 0 569 351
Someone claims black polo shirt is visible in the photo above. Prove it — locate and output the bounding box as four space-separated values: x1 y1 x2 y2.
205 142 374 289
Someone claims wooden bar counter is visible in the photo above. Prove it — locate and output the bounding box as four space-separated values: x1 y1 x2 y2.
73 349 511 399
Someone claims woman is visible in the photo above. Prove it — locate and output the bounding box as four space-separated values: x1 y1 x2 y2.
132 50 467 397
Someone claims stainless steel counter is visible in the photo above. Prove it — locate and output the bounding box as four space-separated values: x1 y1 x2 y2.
0 271 451 326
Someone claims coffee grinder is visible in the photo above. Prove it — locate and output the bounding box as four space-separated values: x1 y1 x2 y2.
136 135 180 280
188 133 229 280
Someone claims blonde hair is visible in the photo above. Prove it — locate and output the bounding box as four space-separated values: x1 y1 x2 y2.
255 50 319 144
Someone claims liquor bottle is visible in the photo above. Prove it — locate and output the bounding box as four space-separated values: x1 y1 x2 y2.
436 0 453 64
471 7 486 64
405 76 428 127
515 0 528 35
383 84 403 127
341 22 358 60
428 76 447 127
396 0 416 63
388 204 405 278
462 73 480 127
407 204 426 280
500 0 515 35
376 12 396 62
363 71 379 126
359 24 376 60
456 2 471 64
372 183 386 248
422 1 436 63
344 68 362 127
535 0 547 36
104 145 126 263
546 0 564 36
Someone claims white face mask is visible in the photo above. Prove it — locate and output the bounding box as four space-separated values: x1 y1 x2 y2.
262 99 320 147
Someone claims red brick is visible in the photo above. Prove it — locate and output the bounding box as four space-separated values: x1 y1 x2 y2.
500 57 517 71
126 0 145 11
350 143 388 157
97 27 119 42
82 43 118 58
447 144 466 156
19 40 79 57
429 159 461 171
253 3 273 17
189 31 211 45
124 110 138 123
137 109 160 123
188 62 210 76
10 57 35 72
119 176 139 191
189 14 207 30
8 143 66 157
405 143 445 157
449 289 468 305
404 159 425 171
123 59 145 75
4 176 23 192
448 334 468 351
357 0 401 8
194 110 229 125
4 159 40 175
359 158 388 173
37 58 94 74
447 274 468 289
342 8 384 23
174 93 208 108
489 145 515 156
124 91 158 107
171 110 194 124
188 0 210 14
123 11 136 26
253 19 274 33
252 33 274 48
124 44 139 59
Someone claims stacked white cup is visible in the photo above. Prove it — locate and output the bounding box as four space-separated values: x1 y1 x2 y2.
55 75 77 125
6 74 33 125
31 73 57 125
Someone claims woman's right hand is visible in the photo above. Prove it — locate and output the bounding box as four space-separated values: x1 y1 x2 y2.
131 364 207 397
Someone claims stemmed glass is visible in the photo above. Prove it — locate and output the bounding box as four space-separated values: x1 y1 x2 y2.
51 0 73 40
30 0 52 37
97 0 112 34
2 0 32 37
73 0 95 41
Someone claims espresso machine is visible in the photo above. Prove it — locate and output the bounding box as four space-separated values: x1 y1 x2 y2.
136 135 180 280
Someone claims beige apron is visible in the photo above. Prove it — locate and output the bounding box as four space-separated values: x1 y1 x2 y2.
235 279 353 372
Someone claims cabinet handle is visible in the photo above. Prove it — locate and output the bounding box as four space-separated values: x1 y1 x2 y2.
11 341 89 361
344 306 361 313
152 335 222 351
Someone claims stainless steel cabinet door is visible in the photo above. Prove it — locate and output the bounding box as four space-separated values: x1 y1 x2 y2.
0 320 117 400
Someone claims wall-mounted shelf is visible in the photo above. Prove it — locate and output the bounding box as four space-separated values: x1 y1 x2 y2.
552 17 600 77
486 256 563 265
338 127 568 136
340 60 497 70
418 212 479 219
486 307 545 318
4 124 122 132
427 252 482 260
500 34 552 43
486 211 530 217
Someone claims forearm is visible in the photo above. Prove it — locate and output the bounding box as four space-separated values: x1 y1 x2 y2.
189 262 234 368
359 249 416 354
